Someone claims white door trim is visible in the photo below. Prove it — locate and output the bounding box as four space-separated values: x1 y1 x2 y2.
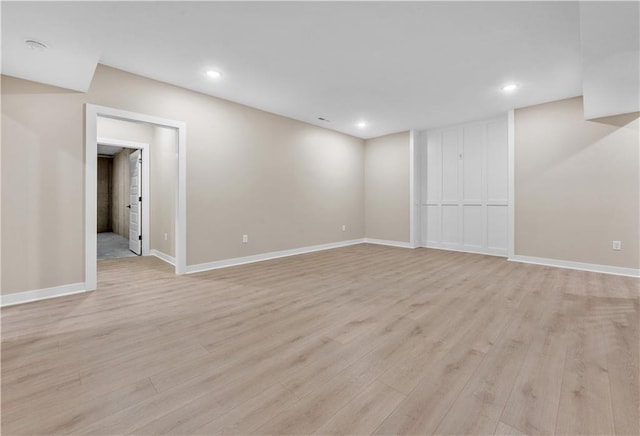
86 104 187 291
98 137 150 257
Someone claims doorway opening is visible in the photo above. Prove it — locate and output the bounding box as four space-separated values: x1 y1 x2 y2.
96 138 149 260
85 104 187 291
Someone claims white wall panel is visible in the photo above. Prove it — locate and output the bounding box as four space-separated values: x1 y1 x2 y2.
424 204 440 244
463 124 483 202
441 130 459 202
425 131 441 203
487 120 508 202
463 205 483 248
487 205 508 250
441 205 459 244
418 115 508 256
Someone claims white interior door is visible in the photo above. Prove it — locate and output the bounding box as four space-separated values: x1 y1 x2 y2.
129 150 142 255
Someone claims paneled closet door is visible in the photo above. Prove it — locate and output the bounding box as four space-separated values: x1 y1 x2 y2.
420 116 508 256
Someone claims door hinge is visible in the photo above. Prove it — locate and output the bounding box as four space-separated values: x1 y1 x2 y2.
139 196 142 202
139 235 142 241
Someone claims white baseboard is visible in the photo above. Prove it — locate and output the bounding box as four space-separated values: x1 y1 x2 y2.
364 238 415 249
186 238 366 274
422 242 508 258
151 249 176 266
509 255 640 278
1 282 88 307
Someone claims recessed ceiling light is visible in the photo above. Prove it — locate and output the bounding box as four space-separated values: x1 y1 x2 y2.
501 83 519 92
357 121 367 128
25 39 47 51
206 70 222 79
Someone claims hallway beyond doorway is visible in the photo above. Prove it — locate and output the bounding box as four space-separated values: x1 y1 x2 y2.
97 232 136 260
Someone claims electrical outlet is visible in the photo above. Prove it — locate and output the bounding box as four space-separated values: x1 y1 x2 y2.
612 240 621 250
164 233 168 241
242 234 248 244
342 225 346 232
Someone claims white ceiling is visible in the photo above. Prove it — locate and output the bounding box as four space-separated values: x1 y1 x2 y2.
580 2 640 119
1 1 591 138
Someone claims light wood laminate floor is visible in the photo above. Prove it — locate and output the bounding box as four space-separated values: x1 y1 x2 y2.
2 244 638 435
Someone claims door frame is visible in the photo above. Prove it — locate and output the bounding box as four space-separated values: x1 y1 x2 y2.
85 104 187 291
98 137 150 257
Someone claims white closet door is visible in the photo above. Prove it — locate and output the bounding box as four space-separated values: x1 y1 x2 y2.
486 120 509 253
420 116 508 256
